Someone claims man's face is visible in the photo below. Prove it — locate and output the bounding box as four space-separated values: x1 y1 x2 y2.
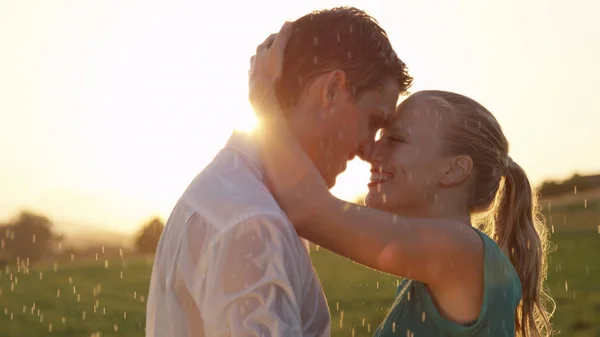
292 76 400 188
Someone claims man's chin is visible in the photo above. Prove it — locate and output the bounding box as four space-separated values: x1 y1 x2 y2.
325 176 337 189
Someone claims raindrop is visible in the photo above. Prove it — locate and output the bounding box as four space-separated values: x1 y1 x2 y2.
57 289 60 297
114 324 119 332
339 310 344 328
564 281 568 292
49 324 52 332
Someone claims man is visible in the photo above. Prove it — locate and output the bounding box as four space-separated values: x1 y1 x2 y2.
145 7 412 337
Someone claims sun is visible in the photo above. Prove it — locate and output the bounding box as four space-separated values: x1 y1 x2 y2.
233 105 260 133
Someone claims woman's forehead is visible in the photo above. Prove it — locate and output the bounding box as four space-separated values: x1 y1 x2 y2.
386 98 447 131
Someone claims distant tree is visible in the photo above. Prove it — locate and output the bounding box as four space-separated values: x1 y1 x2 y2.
1 210 59 265
134 217 165 254
538 173 600 197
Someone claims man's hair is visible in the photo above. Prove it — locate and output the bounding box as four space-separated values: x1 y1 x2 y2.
276 7 413 111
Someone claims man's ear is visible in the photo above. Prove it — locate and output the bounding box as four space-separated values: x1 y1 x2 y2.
320 69 348 109
439 155 473 186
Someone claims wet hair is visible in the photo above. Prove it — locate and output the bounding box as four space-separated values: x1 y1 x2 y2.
276 7 412 111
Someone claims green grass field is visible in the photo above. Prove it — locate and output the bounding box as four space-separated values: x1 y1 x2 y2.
0 193 598 336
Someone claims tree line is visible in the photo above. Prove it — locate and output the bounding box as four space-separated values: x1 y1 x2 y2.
2 173 597 267
0 211 165 267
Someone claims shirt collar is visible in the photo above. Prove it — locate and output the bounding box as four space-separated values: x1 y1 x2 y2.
224 130 265 176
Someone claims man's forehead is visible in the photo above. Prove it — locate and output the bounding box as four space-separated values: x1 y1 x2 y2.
360 84 400 117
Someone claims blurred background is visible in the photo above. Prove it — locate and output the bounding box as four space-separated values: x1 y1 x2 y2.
1 0 598 336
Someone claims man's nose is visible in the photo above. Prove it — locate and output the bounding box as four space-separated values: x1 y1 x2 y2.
356 141 375 162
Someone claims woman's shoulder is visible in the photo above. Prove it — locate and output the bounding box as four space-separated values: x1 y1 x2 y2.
473 228 523 304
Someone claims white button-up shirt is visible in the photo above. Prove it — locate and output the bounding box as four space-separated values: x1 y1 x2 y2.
145 131 331 337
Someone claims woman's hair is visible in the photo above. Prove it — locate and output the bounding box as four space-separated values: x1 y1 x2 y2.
414 90 555 337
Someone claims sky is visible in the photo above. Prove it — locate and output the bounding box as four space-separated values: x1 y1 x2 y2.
0 0 598 234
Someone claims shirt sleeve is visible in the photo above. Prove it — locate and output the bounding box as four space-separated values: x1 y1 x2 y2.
200 213 306 337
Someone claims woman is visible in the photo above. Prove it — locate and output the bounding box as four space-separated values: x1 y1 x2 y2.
250 23 554 336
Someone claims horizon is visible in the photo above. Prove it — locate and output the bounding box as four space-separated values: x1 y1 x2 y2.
1 0 599 234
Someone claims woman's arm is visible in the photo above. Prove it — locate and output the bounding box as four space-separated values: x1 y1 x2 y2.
249 24 481 285
256 102 480 284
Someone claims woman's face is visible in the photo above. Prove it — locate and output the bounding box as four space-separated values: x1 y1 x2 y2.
365 96 449 216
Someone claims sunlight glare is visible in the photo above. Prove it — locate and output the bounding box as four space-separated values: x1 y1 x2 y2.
233 106 259 133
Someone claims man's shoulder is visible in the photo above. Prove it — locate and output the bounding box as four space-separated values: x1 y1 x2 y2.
180 148 289 232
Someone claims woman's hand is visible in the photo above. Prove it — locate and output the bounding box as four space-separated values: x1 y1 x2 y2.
248 21 291 120
248 22 332 226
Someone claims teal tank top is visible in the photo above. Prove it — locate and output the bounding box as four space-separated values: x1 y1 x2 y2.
373 228 522 337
